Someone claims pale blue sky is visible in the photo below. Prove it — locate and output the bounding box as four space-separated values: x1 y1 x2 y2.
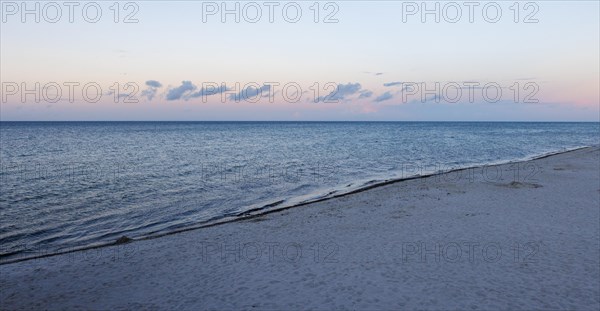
1 1 599 120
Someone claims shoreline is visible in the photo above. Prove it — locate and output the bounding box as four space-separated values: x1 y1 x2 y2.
1 144 596 265
1 145 598 309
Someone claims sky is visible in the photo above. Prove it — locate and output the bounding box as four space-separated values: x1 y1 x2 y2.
1 0 599 121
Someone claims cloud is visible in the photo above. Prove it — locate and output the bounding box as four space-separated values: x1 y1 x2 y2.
145 80 162 88
141 80 163 100
166 81 196 100
316 83 362 102
362 71 384 76
423 94 442 103
229 85 271 101
359 90 373 98
374 91 393 102
189 85 231 98
104 90 131 99
384 82 402 87
141 89 158 101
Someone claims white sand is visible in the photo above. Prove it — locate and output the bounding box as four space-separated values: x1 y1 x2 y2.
1 147 599 310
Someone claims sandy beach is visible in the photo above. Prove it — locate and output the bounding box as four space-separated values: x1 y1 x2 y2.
1 146 599 310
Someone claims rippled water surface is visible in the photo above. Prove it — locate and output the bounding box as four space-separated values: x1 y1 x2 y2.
1 121 598 259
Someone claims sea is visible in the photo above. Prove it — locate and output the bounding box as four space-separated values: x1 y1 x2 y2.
1 121 598 261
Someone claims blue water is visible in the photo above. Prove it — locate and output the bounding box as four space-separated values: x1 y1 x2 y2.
1 122 598 260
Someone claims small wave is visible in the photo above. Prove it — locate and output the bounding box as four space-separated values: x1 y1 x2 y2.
235 199 286 217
